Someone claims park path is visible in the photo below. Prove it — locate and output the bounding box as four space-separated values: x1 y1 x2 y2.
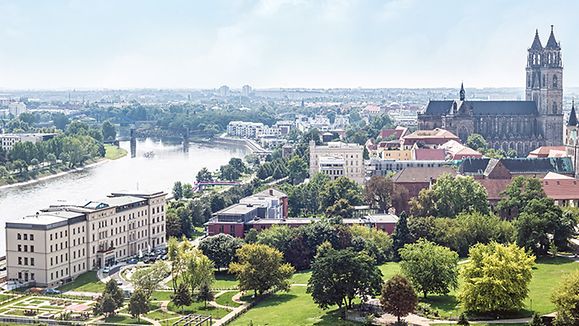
213 292 251 326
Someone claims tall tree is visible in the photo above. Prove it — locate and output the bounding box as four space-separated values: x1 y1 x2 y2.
128 289 150 322
172 283 192 313
229 243 295 297
466 133 488 151
410 174 489 217
196 283 214 308
459 242 535 313
173 181 183 200
287 155 308 184
392 212 411 261
399 239 459 298
199 234 243 270
102 120 117 142
320 176 363 210
380 274 418 324
497 176 545 218
196 167 213 183
308 244 383 318
364 176 394 212
132 261 170 298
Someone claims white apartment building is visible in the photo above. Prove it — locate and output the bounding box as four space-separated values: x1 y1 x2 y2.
227 121 265 139
6 190 166 288
0 133 57 151
309 141 365 184
8 102 27 117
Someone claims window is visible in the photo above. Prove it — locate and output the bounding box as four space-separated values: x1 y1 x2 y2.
30 245 34 252
17 233 21 240
23 234 27 240
50 245 53 252
23 245 27 252
51 257 53 265
17 245 21 252
24 257 28 265
30 258 34 266
18 257 22 265
31 273 35 280
51 272 53 280
30 234 34 241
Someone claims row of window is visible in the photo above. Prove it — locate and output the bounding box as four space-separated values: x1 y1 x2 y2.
49 241 68 252
16 233 34 241
17 256 34 266
17 244 34 252
50 268 69 281
50 253 68 266
72 262 86 274
50 230 67 241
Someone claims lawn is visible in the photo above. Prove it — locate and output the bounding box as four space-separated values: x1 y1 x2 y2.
58 271 105 293
0 294 13 303
423 256 579 318
291 270 312 284
214 271 239 289
151 290 173 301
102 314 152 325
230 286 359 326
215 291 241 308
104 144 128 160
168 301 230 319
378 262 401 280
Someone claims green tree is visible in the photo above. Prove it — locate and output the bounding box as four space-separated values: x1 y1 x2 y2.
102 120 117 142
287 155 308 184
380 274 418 324
325 198 354 219
220 164 241 181
551 270 579 325
459 242 535 313
364 176 394 212
451 212 515 256
308 244 383 318
229 243 295 297
350 225 393 264
128 289 150 322
497 176 545 218
228 157 246 173
256 225 296 254
199 234 243 270
172 181 183 200
183 249 215 295
99 293 118 317
457 313 470 325
172 283 192 313
410 174 489 217
52 112 69 130
196 167 213 183
528 313 544 326
392 212 411 261
320 176 363 210
244 228 258 243
182 183 194 198
132 261 170 298
466 133 488 151
104 279 125 308
399 239 459 298
196 283 214 308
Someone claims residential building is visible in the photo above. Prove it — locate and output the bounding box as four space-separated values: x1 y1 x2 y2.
309 141 365 184
0 133 57 151
401 128 460 150
241 85 252 97
8 102 27 117
227 121 265 139
365 158 450 177
6 190 166 287
440 140 483 160
391 166 458 199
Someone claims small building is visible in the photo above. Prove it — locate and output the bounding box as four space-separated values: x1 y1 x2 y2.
0 133 57 151
391 166 458 199
401 128 460 150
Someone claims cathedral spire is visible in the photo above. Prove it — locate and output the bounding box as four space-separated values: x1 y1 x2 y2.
545 25 560 49
569 100 578 126
459 82 465 101
530 29 543 50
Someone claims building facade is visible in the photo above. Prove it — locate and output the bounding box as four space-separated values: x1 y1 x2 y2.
0 133 56 151
309 141 365 183
418 27 564 155
6 190 166 287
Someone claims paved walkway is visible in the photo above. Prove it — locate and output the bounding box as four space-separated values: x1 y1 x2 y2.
213 292 251 326
209 291 235 311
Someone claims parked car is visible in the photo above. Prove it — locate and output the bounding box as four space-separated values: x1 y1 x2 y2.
43 288 62 295
103 267 110 273
116 280 123 286
161 254 168 260
127 258 138 264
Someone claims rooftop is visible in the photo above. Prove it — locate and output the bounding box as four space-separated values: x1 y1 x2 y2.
392 166 457 183
215 204 258 216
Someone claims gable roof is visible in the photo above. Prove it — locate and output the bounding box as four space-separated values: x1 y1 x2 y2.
414 148 446 161
423 100 453 115
460 157 574 175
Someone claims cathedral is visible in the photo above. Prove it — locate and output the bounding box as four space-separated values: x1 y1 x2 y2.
418 26 564 156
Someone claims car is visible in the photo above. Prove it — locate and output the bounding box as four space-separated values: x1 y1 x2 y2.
43 288 62 295
103 267 110 273
127 258 138 264
156 254 163 261
162 254 168 260
116 280 123 286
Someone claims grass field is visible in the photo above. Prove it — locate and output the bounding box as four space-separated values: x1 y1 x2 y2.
102 314 152 325
230 286 358 326
58 271 105 293
423 256 579 318
215 291 241 307
214 271 239 289
151 290 173 301
168 301 230 319
104 144 128 160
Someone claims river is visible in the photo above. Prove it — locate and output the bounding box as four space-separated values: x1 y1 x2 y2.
0 138 249 255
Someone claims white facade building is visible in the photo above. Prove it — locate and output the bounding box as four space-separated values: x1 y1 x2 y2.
0 133 57 151
309 141 365 183
6 190 166 287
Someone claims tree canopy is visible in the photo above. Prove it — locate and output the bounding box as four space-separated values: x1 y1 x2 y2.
380 274 418 324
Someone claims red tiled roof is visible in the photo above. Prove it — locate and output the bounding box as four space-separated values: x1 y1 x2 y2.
413 148 446 161
380 126 408 140
403 128 459 141
528 146 567 158
543 179 579 200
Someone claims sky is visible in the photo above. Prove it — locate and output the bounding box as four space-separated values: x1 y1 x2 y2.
0 0 577 90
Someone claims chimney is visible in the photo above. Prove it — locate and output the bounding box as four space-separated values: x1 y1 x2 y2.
36 212 39 218
269 189 274 196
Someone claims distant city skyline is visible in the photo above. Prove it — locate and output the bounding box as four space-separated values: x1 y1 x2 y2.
0 0 578 89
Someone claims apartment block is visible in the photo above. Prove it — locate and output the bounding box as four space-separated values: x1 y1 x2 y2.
6 190 166 288
309 141 365 183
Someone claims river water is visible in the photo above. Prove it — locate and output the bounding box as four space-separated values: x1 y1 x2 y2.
0 138 248 255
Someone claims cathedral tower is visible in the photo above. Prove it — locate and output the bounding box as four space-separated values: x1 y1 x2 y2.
525 26 564 145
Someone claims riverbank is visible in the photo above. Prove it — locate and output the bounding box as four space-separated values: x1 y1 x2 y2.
210 135 271 154
0 145 128 191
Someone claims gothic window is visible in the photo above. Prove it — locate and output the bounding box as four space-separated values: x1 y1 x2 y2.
543 75 546 87
553 75 558 88
553 102 558 114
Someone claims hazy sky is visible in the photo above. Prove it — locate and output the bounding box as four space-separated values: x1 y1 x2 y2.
0 0 577 89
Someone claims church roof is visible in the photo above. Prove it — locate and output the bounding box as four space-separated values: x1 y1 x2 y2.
423 100 538 116
545 25 560 49
459 157 574 175
530 29 543 50
567 101 577 126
